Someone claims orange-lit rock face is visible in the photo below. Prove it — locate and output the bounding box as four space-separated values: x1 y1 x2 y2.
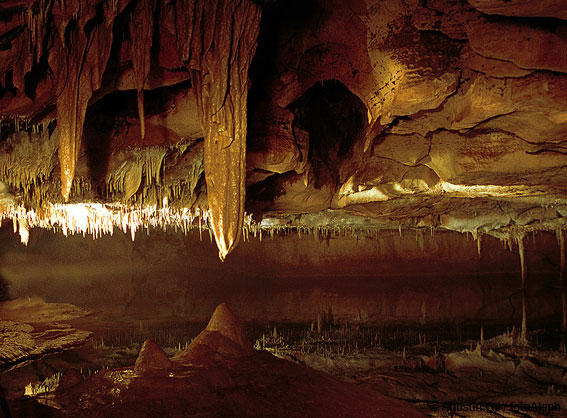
128 0 156 141
193 0 261 260
52 1 117 201
0 0 566 257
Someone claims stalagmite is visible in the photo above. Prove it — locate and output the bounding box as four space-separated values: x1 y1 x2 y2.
52 2 116 201
188 0 262 260
518 236 528 344
558 229 567 354
129 0 156 140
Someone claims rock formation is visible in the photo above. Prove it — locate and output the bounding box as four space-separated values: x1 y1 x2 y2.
175 302 253 360
0 298 91 373
45 303 428 417
0 0 566 260
134 339 172 375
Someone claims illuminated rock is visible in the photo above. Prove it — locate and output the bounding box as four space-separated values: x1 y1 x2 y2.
134 339 172 375
175 303 253 360
0 0 566 256
193 0 262 260
50 0 118 201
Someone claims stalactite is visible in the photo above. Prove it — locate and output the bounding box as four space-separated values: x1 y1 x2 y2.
0 199 210 245
25 0 49 63
0 128 57 203
129 0 156 140
142 147 167 187
558 229 567 354
52 2 116 201
6 30 35 92
518 236 528 344
476 233 482 256
188 0 262 260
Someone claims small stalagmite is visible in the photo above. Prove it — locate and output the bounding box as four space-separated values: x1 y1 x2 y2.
134 339 172 375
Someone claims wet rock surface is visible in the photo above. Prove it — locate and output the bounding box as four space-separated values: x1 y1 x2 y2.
133 339 172 376
0 298 91 372
2 304 566 418
5 304 428 418
0 0 566 256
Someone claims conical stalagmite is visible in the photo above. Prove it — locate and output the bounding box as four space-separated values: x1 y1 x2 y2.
52 1 116 201
188 0 262 260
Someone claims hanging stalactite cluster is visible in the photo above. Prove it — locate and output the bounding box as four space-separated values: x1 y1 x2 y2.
0 126 57 205
1 0 262 259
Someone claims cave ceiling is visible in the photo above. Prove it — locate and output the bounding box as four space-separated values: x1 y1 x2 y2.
0 0 566 259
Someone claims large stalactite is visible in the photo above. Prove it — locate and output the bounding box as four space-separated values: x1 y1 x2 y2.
51 1 117 201
178 0 261 260
129 0 156 140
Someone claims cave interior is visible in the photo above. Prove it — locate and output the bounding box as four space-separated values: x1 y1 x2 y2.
1 0 567 417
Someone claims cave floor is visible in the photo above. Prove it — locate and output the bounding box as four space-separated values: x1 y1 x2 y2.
1 316 567 417
0 305 567 417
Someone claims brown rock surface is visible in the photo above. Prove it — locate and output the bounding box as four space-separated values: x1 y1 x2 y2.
468 21 567 73
467 0 567 19
134 339 172 375
0 302 91 373
57 368 84 391
175 303 253 360
0 0 566 256
44 304 428 418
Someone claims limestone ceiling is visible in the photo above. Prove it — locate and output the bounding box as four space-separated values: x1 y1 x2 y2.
0 0 566 258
